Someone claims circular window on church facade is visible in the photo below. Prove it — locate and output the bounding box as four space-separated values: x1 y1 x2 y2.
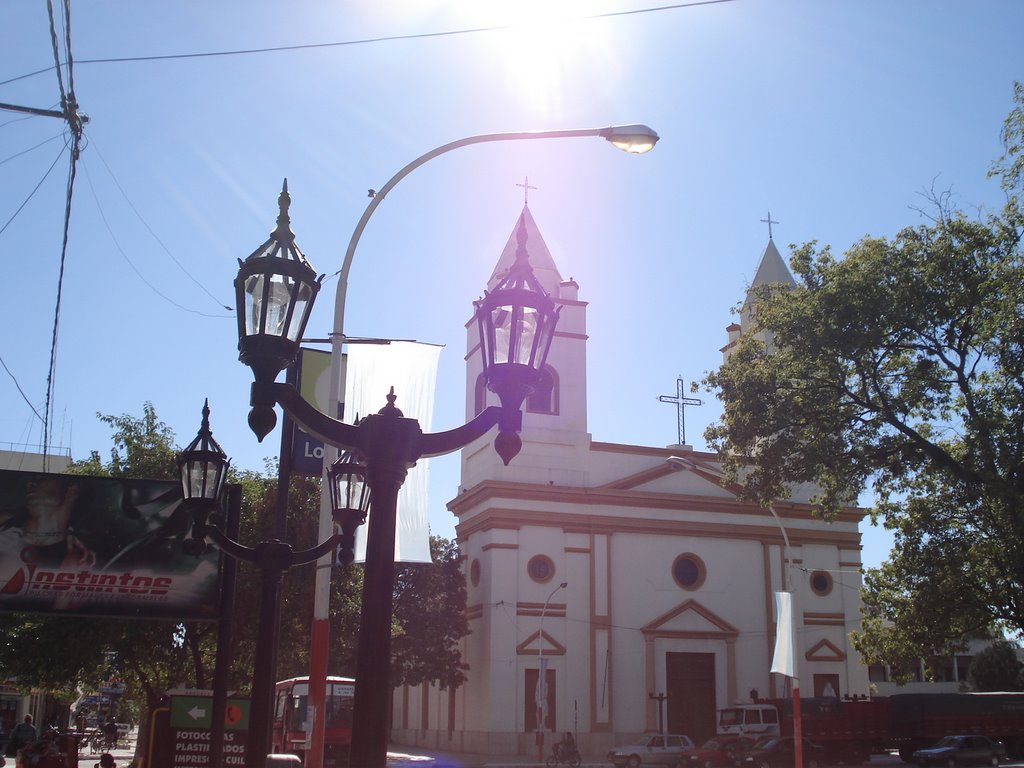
672 553 706 591
809 570 833 596
470 558 480 587
527 554 555 584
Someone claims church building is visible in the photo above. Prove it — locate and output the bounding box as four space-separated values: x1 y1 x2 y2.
390 205 870 758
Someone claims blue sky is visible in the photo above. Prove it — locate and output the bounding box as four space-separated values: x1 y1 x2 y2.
1 0 1021 570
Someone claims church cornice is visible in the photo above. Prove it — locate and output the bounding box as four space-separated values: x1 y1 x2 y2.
454 505 863 550
449 478 865 524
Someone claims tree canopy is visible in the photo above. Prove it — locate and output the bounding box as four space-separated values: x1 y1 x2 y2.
702 83 1024 662
967 639 1024 691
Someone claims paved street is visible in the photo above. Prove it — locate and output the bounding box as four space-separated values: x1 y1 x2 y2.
74 737 1024 768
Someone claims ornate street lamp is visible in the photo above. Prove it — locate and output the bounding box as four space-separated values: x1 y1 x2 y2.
177 399 230 556
177 405 238 768
232 183 560 768
235 178 323 440
476 213 561 464
178 400 339 768
327 449 370 567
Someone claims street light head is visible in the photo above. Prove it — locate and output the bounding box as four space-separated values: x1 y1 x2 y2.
328 450 371 567
178 399 230 504
178 400 230 556
475 214 561 464
601 124 659 154
235 180 323 434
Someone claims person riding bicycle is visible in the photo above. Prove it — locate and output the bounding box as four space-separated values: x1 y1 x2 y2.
101 719 118 750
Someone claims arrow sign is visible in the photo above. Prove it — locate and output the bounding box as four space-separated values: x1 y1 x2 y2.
169 695 251 730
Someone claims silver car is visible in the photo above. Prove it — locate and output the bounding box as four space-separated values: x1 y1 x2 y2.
608 733 697 767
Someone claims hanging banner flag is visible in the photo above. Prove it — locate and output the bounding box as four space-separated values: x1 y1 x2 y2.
291 348 336 476
536 657 549 730
345 341 441 564
770 590 795 678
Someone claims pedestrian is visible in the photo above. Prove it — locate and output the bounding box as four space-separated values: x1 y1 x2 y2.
5 715 37 757
97 753 115 768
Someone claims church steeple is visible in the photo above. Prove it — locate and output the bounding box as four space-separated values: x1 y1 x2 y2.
723 236 797 362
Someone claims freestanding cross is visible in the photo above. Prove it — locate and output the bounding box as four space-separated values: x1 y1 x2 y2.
658 375 703 446
517 176 537 205
760 210 779 240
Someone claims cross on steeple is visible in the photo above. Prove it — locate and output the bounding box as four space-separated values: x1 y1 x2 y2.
658 376 703 446
516 177 537 205
761 210 779 240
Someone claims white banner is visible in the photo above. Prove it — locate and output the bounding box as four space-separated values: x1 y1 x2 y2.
345 341 441 563
770 590 795 678
536 656 549 728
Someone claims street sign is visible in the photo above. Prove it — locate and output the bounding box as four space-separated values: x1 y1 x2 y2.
150 695 251 768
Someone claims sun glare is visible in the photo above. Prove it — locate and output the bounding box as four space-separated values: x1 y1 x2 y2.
483 1 613 116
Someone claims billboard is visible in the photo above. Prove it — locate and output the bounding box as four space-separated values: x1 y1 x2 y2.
0 469 221 619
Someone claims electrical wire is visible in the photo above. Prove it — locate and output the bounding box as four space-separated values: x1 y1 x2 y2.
88 139 233 313
45 0 68 107
41 0 81 466
42 141 76 465
0 142 67 237
0 133 65 167
0 354 44 424
1 0 738 83
81 158 232 318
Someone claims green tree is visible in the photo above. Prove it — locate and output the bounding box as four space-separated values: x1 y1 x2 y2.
391 535 470 689
702 84 1024 661
967 640 1024 691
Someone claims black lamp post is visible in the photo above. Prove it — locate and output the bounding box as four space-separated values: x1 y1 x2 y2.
179 400 342 767
232 185 559 768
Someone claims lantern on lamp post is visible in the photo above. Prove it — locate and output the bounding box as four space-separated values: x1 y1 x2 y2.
177 399 229 556
475 212 561 464
328 449 371 567
235 178 323 441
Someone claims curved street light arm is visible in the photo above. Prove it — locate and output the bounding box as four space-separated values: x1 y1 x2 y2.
264 381 365 451
417 405 510 458
326 125 658 440
200 523 259 564
290 533 342 566
338 126 646 292
199 522 339 569
266 379 519 463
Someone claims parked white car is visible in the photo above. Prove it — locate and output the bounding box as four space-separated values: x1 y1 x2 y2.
608 733 696 767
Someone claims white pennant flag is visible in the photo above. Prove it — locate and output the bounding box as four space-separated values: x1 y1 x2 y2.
770 590 795 678
345 340 441 563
